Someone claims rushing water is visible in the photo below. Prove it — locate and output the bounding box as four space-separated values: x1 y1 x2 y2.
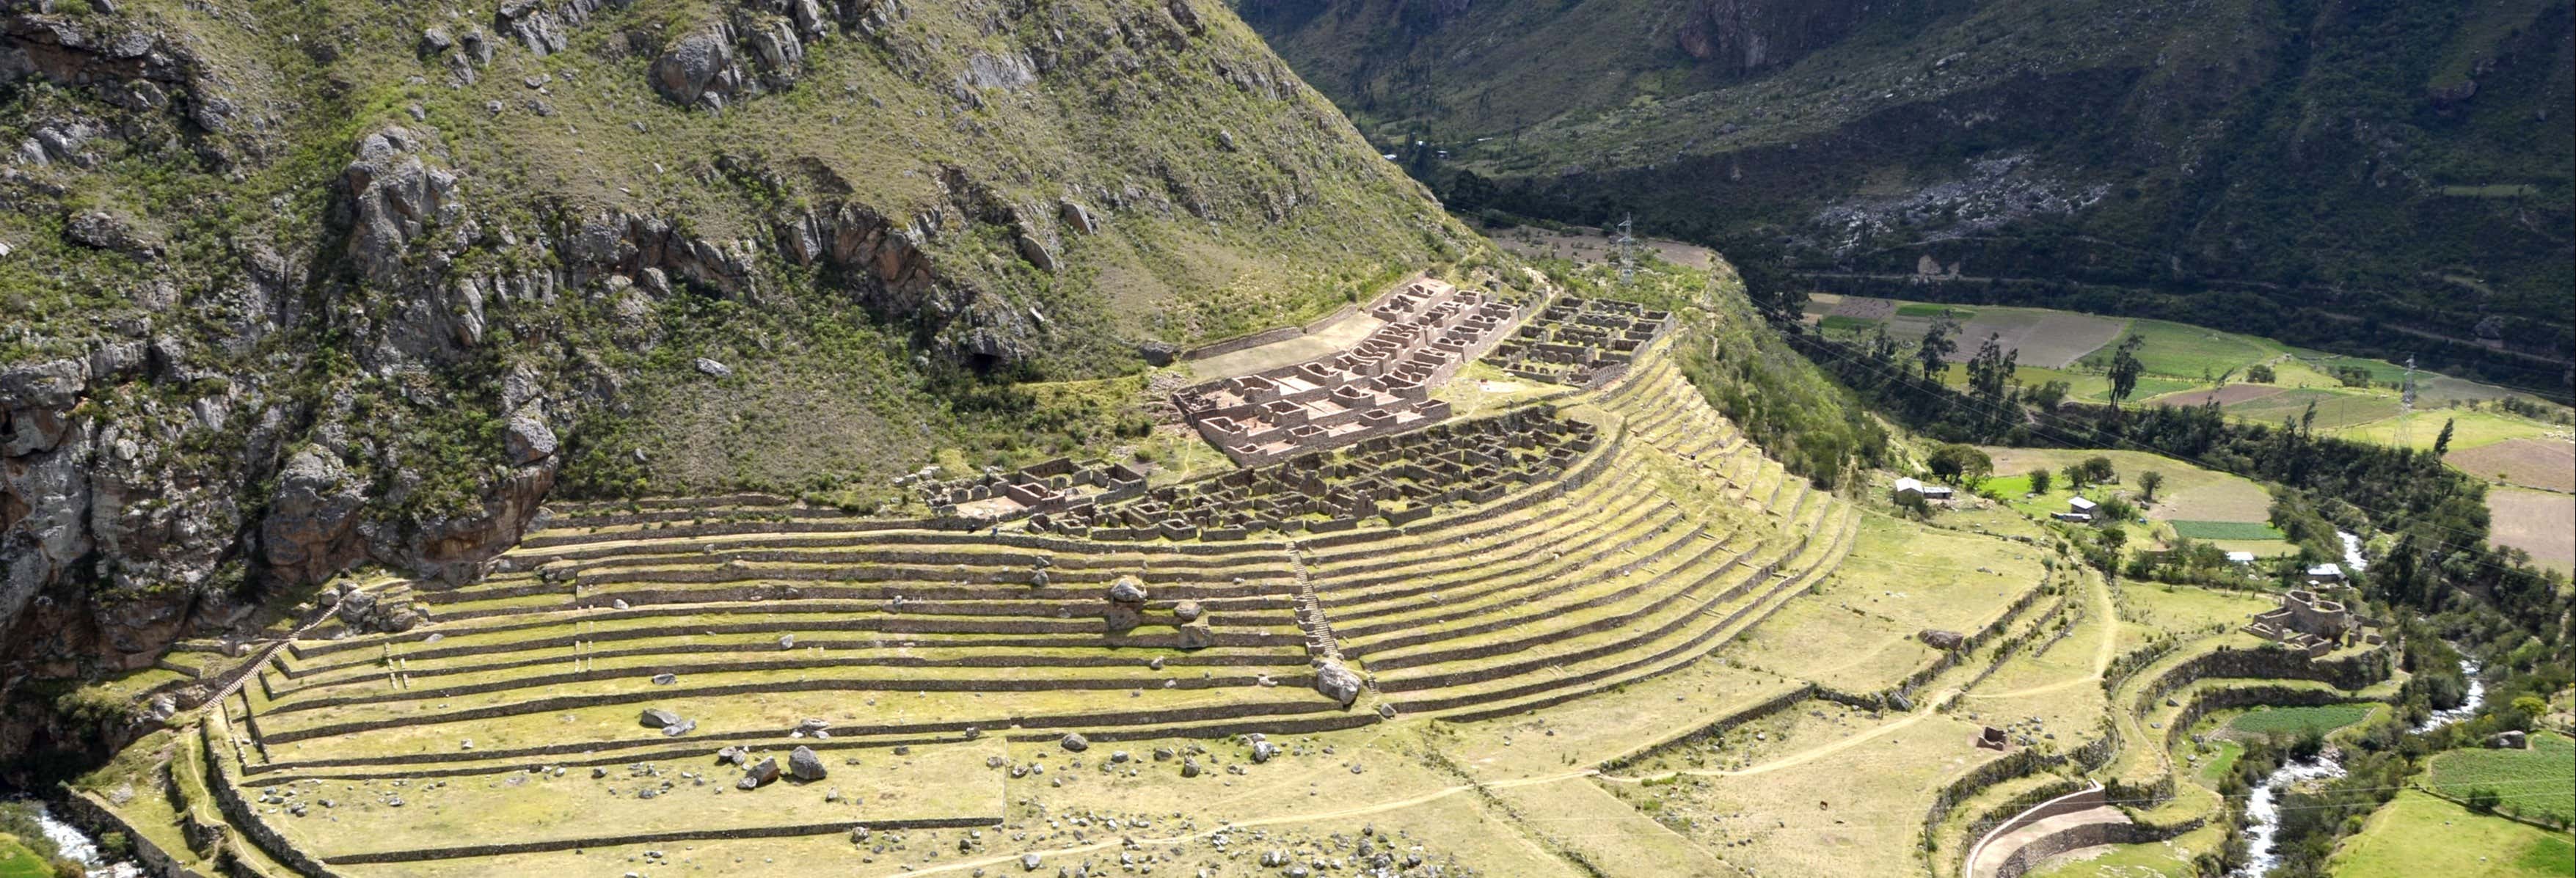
7 799 139 878
2233 755 2351 877
2233 652 2484 877
2335 530 2369 573
2412 657 2487 734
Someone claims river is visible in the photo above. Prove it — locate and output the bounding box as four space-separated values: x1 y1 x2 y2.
2233 654 2483 877
7 799 139 878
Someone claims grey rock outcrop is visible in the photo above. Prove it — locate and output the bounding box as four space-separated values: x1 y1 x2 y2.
1314 660 1364 707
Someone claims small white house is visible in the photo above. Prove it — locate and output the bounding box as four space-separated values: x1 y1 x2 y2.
2068 497 2098 515
1894 477 1955 502
2306 563 2346 582
2226 551 2258 565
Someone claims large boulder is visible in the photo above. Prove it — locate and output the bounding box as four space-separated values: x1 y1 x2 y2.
737 756 780 789
1106 577 1147 603
1918 629 1966 651
1314 661 1364 707
787 745 828 781
639 708 684 729
1059 733 1090 753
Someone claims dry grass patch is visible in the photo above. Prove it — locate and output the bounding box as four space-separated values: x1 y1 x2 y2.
2488 487 2575 573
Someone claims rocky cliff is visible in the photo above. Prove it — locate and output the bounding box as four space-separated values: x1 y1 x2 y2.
0 0 1463 761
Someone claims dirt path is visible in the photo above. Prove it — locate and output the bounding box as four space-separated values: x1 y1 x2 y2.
1594 687 1963 784
1961 571 2117 700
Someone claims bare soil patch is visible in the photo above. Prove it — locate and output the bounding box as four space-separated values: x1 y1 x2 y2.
1831 296 1897 320
1977 310 2130 369
2446 437 2576 493
2153 384 2286 409
2487 488 2575 569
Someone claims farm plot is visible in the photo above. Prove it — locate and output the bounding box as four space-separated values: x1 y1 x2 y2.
2147 383 2287 409
2077 318 2280 380
2423 732 2576 827
2448 437 2576 493
1969 310 2131 369
2222 388 2403 430
2486 488 2575 573
2169 521 2286 541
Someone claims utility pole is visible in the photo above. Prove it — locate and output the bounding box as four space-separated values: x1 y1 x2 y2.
1616 213 1637 285
2394 355 2418 447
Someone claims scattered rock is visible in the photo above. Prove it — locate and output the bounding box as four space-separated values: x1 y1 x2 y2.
1059 733 1090 753
693 357 734 378
788 746 828 781
638 709 683 729
737 757 780 789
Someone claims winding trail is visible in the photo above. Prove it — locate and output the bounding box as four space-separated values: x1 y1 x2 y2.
1963 571 2118 700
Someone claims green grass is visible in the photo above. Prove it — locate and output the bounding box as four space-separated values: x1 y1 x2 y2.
2168 520 2285 541
2424 733 2576 827
1894 303 1973 318
0 835 51 878
2332 790 2575 878
2225 703 2374 737
2074 318 2283 380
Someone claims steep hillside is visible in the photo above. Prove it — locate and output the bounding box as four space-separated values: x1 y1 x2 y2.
1244 0 2576 384
0 0 1467 727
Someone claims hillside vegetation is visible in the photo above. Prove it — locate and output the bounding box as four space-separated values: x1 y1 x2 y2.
0 0 1464 747
1244 0 2576 382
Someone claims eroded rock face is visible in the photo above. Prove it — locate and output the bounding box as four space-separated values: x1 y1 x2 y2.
261 446 365 585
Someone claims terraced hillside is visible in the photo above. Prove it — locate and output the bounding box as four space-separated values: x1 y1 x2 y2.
92 337 1872 874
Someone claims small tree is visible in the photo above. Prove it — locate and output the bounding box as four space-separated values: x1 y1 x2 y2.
2107 334 2147 406
2434 417 2456 456
2247 363 2276 383
2062 463 2090 491
1927 443 1993 489
2027 468 2053 495
2138 471 2165 503
1894 489 1933 520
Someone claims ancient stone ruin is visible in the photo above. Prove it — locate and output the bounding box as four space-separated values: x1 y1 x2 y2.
903 457 1151 521
1030 407 1597 539
1173 278 1525 465
2244 588 2383 657
1486 296 1674 387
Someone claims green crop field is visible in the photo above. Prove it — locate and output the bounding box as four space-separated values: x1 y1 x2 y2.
2225 703 2374 737
2077 318 2283 380
2170 520 2287 541
2333 791 2575 878
1895 303 1974 318
2424 733 2576 827
1819 315 1878 332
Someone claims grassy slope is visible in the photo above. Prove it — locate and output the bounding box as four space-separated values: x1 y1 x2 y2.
2332 790 2575 878
4 0 1489 506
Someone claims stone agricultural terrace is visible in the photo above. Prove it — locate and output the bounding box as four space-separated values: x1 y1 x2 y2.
1174 278 1525 465
133 326 1886 874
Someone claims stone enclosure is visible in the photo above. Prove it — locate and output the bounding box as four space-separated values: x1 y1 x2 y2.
1173 278 1527 465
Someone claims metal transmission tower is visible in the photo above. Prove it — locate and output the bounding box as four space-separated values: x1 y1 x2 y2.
2394 355 2418 447
1616 213 1638 285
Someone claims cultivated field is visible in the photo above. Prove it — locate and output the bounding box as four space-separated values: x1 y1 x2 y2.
2486 487 2576 574
2449 437 2576 493
1800 296 2572 470
2423 732 2576 827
